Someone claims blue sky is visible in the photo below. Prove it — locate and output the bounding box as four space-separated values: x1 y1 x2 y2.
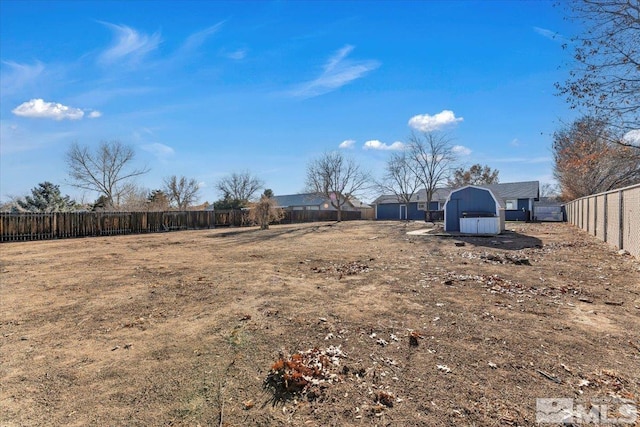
0 1 578 204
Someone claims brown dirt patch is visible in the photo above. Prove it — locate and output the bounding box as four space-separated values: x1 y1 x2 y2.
1 221 639 426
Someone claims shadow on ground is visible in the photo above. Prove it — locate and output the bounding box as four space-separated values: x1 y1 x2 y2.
428 229 543 251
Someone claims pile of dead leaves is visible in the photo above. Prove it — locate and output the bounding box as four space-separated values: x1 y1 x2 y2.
264 346 347 402
460 251 531 265
311 261 371 277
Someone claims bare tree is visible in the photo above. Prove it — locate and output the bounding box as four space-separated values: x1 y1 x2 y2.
556 0 640 145
147 189 171 211
119 184 152 211
248 189 284 230
553 116 640 200
305 151 370 221
540 183 561 199
215 171 263 207
66 141 149 208
377 152 421 220
163 175 200 210
448 164 499 187
406 131 457 221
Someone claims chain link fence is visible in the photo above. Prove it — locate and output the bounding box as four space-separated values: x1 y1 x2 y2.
565 184 640 258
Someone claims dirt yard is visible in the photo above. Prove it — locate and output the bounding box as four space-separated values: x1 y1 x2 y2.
1 221 639 426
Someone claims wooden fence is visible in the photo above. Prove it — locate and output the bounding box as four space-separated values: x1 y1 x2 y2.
0 208 363 242
0 211 217 242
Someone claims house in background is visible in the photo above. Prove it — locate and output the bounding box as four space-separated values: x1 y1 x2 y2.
481 181 539 221
443 185 505 233
374 181 539 221
272 193 363 212
373 188 451 221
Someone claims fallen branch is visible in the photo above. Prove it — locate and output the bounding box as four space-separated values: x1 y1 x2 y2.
536 369 562 384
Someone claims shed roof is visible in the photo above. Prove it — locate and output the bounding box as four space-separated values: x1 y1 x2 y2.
447 185 505 208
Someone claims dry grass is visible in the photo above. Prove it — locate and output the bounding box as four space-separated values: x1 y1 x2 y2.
1 221 639 426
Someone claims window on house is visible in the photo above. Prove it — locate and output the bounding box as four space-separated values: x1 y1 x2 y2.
506 199 517 210
417 202 426 210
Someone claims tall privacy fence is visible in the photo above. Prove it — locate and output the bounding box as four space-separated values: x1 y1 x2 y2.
0 209 363 242
564 184 640 258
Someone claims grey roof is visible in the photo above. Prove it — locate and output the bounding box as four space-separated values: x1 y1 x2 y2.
374 181 539 205
272 193 328 207
372 188 450 204
272 193 370 209
482 181 539 200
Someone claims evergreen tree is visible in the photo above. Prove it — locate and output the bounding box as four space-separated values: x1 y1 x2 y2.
16 182 76 212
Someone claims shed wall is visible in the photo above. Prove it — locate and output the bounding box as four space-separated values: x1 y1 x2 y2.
444 187 499 232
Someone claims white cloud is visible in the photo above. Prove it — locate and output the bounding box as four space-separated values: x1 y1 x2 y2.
339 139 355 149
452 145 472 156
408 110 463 131
88 111 102 119
291 45 380 98
363 140 405 151
99 22 161 64
141 142 175 158
623 129 640 146
12 99 84 120
510 138 521 147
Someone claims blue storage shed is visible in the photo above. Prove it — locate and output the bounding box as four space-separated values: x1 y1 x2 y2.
444 185 505 233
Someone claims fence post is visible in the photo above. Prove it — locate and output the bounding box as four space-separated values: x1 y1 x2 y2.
603 193 607 244
618 190 624 251
593 196 597 236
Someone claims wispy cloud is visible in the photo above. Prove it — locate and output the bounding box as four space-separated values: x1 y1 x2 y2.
533 26 565 43
0 122 77 155
339 139 355 149
510 138 521 147
493 156 551 164
452 145 472 156
12 99 100 121
363 140 405 151
408 110 463 132
141 142 175 159
181 22 224 52
99 22 161 65
225 48 248 60
291 45 380 98
0 61 45 96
